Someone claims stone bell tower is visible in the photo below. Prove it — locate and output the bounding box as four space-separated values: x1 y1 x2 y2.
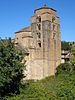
29 5 61 79
15 5 61 80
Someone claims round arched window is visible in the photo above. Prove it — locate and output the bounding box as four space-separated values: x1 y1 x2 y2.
52 17 55 23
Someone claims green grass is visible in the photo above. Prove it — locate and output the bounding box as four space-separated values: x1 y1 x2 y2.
4 74 75 100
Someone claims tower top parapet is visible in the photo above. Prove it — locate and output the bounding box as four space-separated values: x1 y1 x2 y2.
34 5 56 14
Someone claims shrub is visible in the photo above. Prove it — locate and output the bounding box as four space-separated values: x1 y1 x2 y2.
0 38 25 97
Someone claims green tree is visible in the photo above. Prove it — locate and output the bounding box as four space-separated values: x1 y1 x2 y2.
0 38 25 97
70 46 75 63
61 41 71 51
71 47 75 55
56 62 75 75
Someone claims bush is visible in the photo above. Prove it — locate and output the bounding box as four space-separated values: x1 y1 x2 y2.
56 62 75 76
0 38 25 97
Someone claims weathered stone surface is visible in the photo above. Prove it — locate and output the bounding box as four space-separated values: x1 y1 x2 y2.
15 5 61 80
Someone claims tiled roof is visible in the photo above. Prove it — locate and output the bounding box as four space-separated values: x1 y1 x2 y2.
34 5 56 13
16 26 31 33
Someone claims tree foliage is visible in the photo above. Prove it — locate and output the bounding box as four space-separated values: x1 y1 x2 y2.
1 39 75 99
71 47 75 56
4 74 75 100
70 46 75 63
61 41 71 51
56 62 75 75
2 61 75 100
0 38 25 97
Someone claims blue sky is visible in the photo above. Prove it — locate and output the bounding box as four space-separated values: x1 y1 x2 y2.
0 0 75 41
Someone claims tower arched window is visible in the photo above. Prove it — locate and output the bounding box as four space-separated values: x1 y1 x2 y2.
37 16 41 22
52 17 55 23
38 42 41 47
38 17 41 22
37 40 41 47
37 32 41 38
37 24 41 30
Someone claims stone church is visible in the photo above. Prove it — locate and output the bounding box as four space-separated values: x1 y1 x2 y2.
15 5 61 80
